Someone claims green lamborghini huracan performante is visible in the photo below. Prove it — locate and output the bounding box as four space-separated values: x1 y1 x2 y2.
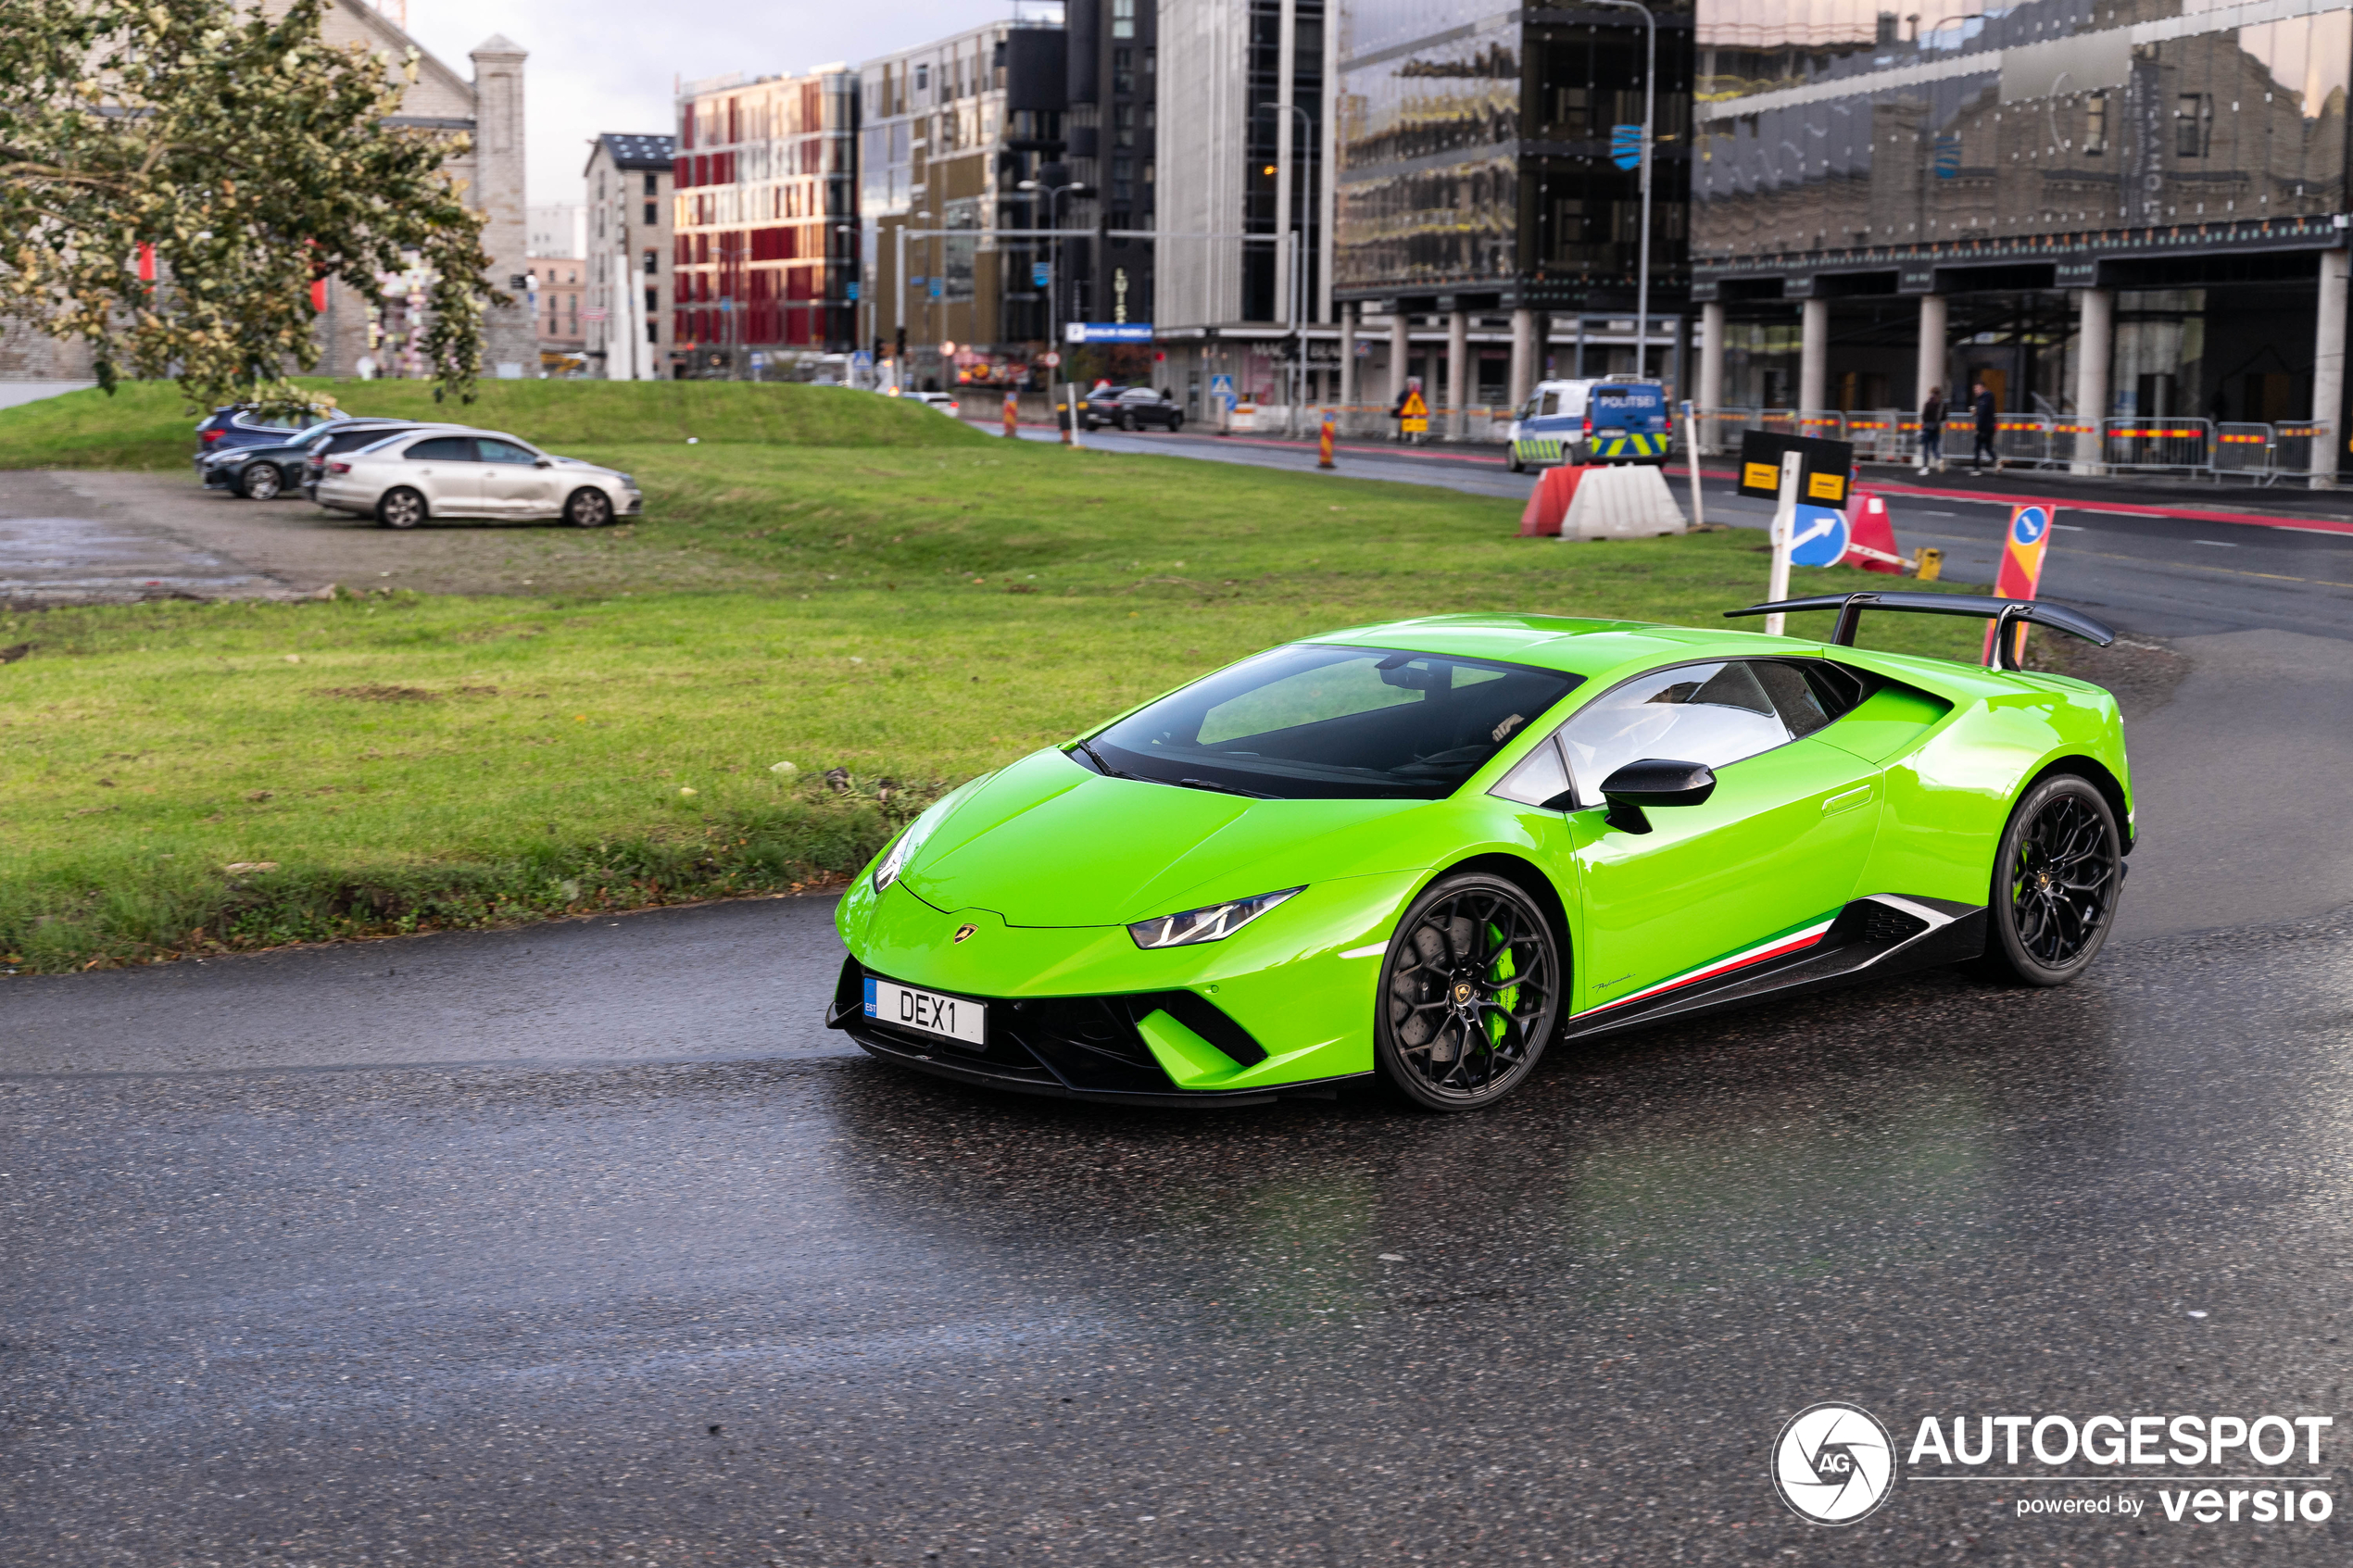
828 592 2133 1111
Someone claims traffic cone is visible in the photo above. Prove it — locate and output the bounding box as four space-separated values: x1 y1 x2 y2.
1838 487 1909 575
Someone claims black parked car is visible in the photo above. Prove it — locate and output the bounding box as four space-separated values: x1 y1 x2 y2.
1078 386 1185 432
197 420 419 501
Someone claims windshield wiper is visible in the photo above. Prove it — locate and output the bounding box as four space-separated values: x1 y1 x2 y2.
1072 737 1133 779
1176 777 1276 799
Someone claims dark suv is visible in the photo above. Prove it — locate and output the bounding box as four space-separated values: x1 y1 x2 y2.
1078 386 1185 433
197 420 422 501
192 404 335 468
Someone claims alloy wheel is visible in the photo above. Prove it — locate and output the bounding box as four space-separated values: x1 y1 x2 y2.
567 487 614 528
1378 874 1562 1109
242 463 281 500
2005 789 2118 968
378 487 424 530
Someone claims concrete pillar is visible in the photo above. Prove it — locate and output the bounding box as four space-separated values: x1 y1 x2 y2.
1798 295 1829 414
2315 248 2348 487
2072 288 2112 472
1339 302 1357 408
1915 292 1947 416
1447 309 1470 438
1698 300 1726 412
1535 312 1553 380
1508 307 1537 410
1390 310 1411 407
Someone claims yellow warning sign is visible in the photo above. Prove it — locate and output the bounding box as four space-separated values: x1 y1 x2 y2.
1806 470 1848 503
1399 389 1429 433
1742 461 1780 492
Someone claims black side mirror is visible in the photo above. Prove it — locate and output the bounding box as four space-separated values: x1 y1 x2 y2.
1597 759 1718 834
534 457 553 468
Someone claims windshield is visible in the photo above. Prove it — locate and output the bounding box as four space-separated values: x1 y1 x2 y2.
1082 644 1585 800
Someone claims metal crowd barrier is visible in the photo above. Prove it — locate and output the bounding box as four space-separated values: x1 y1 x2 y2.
2104 418 2213 476
1684 408 2330 482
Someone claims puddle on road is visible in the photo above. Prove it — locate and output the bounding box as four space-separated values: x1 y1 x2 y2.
0 512 274 602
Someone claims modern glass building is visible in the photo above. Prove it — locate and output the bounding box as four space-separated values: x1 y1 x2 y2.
1691 0 2352 475
1327 0 1694 409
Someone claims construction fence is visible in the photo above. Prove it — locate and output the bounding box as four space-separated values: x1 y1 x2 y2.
1689 409 2336 484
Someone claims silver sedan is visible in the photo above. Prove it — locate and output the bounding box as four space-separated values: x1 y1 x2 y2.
313 428 643 530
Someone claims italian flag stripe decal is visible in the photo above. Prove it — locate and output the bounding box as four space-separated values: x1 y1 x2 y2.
1578 916 1839 1017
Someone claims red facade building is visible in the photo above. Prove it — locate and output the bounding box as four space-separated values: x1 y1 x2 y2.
673 68 859 365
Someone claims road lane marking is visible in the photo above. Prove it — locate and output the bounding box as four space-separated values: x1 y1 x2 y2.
2193 539 2238 547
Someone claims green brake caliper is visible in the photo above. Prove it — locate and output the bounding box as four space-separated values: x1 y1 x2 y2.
1485 921 1516 1046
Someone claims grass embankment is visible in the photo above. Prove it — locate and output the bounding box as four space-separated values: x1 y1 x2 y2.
1 386 1993 972
0 377 982 471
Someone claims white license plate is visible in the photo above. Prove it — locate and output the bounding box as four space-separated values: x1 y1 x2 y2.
864 977 987 1047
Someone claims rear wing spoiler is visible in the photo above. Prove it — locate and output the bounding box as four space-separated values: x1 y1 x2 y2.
1726 592 2116 671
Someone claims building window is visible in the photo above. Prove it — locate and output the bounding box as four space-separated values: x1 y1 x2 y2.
1112 0 1135 38
1115 103 1137 147
1114 46 1135 95
2085 92 2108 155
2175 94 2211 157
644 248 658 275
644 172 658 196
915 62 928 94
647 286 659 314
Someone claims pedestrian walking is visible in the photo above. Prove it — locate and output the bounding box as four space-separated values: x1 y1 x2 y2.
1390 377 1423 444
1971 381 1998 470
1919 385 1945 472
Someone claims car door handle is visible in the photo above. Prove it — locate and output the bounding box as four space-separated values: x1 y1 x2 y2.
1822 783 1876 815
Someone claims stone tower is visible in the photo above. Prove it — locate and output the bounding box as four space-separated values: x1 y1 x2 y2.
470 34 535 376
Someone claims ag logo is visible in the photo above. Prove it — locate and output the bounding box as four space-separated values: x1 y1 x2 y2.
1771 1401 1896 1524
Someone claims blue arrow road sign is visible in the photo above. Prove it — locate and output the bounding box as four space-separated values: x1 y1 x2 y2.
1787 504 1850 568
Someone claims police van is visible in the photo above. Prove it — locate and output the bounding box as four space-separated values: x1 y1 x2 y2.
1505 375 1672 473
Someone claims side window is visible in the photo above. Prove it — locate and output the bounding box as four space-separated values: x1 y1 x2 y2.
1490 734 1571 808
406 436 479 462
1555 662 1793 807
1537 391 1559 417
1750 660 1832 737
478 438 538 464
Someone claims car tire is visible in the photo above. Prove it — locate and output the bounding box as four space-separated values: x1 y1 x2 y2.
565 487 615 528
1169 413 1183 433
1119 410 1138 432
1982 771 2123 986
1507 451 1525 473
1374 871 1565 1111
377 486 426 530
239 462 283 500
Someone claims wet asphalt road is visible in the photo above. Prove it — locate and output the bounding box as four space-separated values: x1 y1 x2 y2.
8 541 2353 1562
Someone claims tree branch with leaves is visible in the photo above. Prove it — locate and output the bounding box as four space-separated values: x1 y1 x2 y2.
0 0 501 407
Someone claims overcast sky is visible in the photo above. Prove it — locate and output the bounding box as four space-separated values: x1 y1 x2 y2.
396 0 1053 211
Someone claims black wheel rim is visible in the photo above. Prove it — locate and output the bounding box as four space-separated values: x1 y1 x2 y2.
2007 792 2118 967
1386 887 1556 1100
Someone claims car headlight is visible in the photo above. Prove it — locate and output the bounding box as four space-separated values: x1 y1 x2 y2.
1128 888 1302 950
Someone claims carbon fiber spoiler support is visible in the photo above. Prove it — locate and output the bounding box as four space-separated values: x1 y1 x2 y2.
1726 593 2117 671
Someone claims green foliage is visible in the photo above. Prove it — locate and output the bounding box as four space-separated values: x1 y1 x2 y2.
0 379 990 470
0 0 494 406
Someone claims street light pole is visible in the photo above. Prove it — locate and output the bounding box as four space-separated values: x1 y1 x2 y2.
1595 0 1655 382
1019 178 1091 445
